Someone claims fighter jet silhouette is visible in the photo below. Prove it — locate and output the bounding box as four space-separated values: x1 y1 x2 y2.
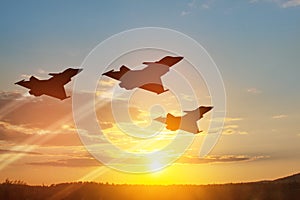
102 56 184 94
15 68 82 100
154 106 213 134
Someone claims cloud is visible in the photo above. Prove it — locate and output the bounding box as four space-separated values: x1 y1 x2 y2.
179 93 194 102
224 125 239 129
0 91 23 101
37 69 47 75
180 0 214 16
0 121 82 146
281 0 300 7
177 155 268 164
0 91 148 147
223 129 248 135
0 149 41 155
272 114 288 119
222 124 248 135
188 0 197 8
95 99 147 127
0 92 73 129
27 158 101 167
25 154 267 167
181 10 191 16
200 0 214 9
247 87 262 94
0 121 33 142
211 117 243 123
225 117 243 122
250 0 300 8
201 3 210 9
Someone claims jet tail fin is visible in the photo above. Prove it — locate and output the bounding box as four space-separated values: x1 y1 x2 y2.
166 113 176 119
29 76 39 82
143 56 184 67
120 65 130 72
102 65 131 80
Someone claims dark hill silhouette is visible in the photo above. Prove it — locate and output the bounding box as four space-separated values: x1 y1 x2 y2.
273 173 300 183
1 173 300 200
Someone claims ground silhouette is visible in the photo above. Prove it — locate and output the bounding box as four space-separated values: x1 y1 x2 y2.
1 173 300 200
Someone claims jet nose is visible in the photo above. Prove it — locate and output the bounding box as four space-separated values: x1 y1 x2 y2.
161 56 184 66
170 56 184 63
153 116 166 123
207 106 213 111
15 80 25 85
175 56 184 61
205 106 213 112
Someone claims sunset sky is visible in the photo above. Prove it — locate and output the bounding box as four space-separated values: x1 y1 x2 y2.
0 0 300 185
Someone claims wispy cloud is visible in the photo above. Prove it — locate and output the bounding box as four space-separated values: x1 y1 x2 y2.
223 129 248 135
249 0 300 8
180 0 214 16
181 10 191 16
247 87 262 94
225 117 243 122
222 124 248 135
27 158 101 167
25 154 268 167
37 69 47 75
281 0 300 7
272 114 288 119
177 154 268 164
0 91 23 101
201 0 214 9
0 121 82 146
0 149 41 155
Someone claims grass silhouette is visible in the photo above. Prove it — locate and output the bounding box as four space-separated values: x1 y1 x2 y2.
1 173 300 200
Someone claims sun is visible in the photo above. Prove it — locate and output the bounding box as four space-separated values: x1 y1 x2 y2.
149 160 164 171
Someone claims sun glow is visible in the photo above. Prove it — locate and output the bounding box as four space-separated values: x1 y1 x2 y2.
149 160 164 171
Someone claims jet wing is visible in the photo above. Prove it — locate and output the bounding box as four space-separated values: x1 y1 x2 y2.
184 106 213 120
179 122 201 134
139 83 168 94
49 68 82 85
43 85 69 100
142 56 183 67
139 77 168 94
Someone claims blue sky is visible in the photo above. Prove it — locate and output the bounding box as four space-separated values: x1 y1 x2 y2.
1 0 299 94
1 0 300 120
0 0 300 184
